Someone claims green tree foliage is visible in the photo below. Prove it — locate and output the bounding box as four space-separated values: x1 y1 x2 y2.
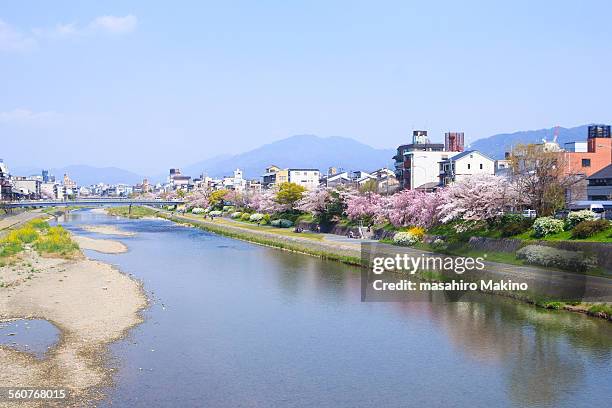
275 183 306 208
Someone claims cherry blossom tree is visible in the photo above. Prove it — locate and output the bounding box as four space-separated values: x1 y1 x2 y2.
345 191 385 225
184 188 210 209
385 189 443 228
437 174 518 228
295 188 332 216
249 189 288 214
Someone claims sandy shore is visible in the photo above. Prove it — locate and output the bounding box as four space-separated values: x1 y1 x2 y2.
0 241 146 406
81 225 135 236
72 235 128 254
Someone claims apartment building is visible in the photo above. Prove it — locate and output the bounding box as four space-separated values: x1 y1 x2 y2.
439 150 495 185
262 165 320 190
394 130 461 190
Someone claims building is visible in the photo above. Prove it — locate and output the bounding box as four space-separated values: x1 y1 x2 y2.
587 164 612 200
564 141 588 153
562 124 612 177
168 168 191 190
0 159 13 200
439 150 495 186
370 168 399 194
12 177 42 199
262 165 283 189
325 170 375 189
444 132 465 152
222 169 247 192
394 131 459 190
588 124 611 139
262 166 320 190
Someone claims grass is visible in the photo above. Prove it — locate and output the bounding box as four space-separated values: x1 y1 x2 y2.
0 219 79 258
587 303 612 317
33 225 80 256
513 227 612 242
412 241 526 266
107 206 159 219
188 214 325 241
158 212 362 266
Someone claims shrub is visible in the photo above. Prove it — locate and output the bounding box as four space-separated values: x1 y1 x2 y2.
271 219 294 228
27 219 50 230
393 231 422 246
516 245 596 272
249 213 265 222
571 219 610 239
499 213 524 225
191 207 206 214
34 226 79 255
565 210 597 229
230 211 243 219
222 205 234 212
532 217 564 238
501 218 533 237
8 226 39 244
240 213 251 221
407 226 425 240
209 210 223 217
0 240 23 257
430 238 448 251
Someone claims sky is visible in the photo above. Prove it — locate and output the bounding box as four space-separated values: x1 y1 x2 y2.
1 0 612 175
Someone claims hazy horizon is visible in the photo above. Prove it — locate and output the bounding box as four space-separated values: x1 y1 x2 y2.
3 0 611 174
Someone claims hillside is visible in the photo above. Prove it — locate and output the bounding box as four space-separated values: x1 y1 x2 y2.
471 125 590 159
183 135 395 178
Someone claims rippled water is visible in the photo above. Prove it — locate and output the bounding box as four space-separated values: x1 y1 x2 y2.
60 210 612 408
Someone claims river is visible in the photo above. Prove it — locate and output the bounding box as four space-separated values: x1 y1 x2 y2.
60 210 612 408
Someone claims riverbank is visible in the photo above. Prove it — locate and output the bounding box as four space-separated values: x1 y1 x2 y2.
145 209 611 321
0 214 146 406
157 211 363 265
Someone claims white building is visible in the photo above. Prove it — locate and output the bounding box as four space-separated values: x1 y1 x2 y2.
439 150 496 185
222 169 247 192
287 169 320 190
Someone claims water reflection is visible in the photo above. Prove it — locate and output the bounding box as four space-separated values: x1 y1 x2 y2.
60 210 611 408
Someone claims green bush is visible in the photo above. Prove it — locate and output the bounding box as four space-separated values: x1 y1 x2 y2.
516 245 596 272
230 211 242 218
565 210 597 229
499 213 524 226
271 219 294 228
571 219 610 239
240 212 251 221
533 217 564 238
501 218 533 237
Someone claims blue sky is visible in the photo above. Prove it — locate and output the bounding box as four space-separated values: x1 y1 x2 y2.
1 0 611 174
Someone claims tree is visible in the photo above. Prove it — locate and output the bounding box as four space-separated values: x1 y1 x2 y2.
185 188 210 209
296 188 331 216
250 189 288 214
386 189 444 228
209 189 228 209
509 144 576 216
345 191 385 225
358 179 378 194
437 174 518 229
275 182 306 209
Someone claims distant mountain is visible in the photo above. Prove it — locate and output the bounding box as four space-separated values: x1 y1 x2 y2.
11 165 145 186
470 125 590 159
183 135 395 178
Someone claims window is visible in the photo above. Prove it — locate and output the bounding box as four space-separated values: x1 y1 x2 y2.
582 159 591 167
467 164 471 169
479 163 483 169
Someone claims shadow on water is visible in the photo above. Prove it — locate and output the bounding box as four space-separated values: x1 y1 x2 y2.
59 210 611 408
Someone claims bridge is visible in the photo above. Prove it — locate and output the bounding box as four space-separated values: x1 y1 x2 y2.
0 198 185 211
